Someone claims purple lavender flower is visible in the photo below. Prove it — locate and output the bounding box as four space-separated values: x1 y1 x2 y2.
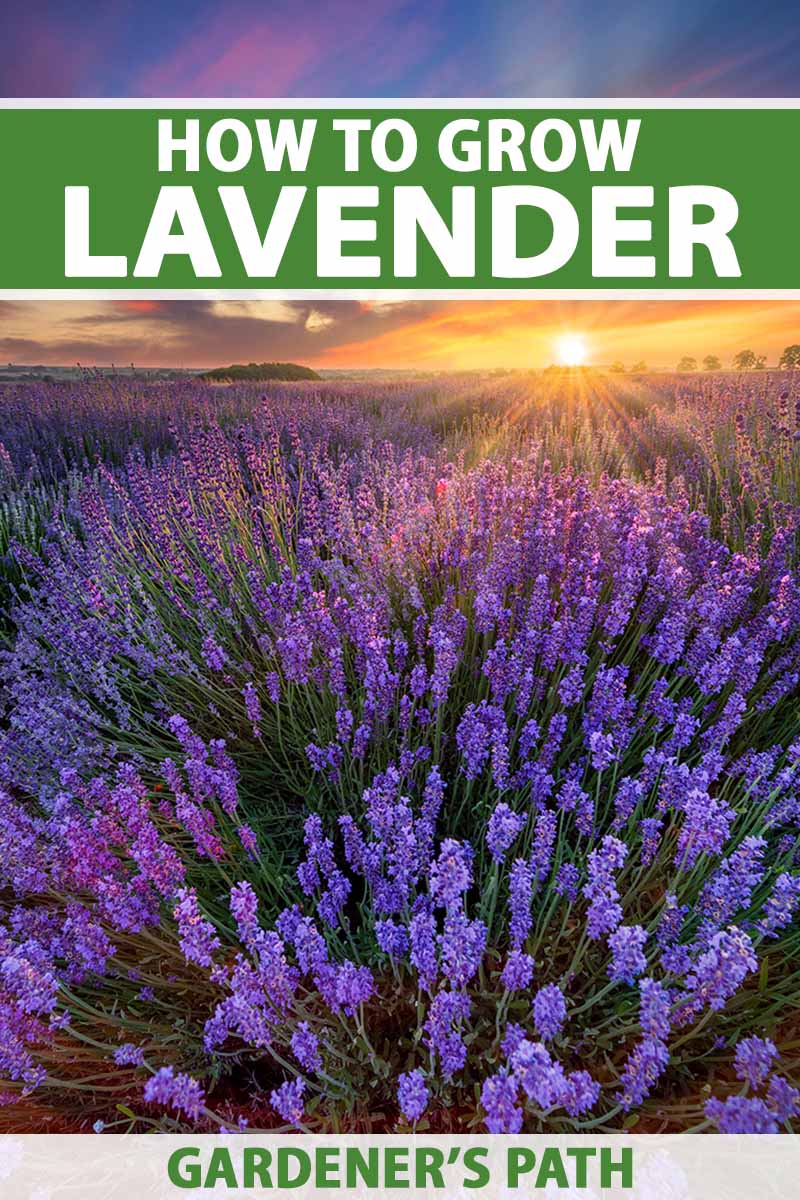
143 1067 178 1106
767 1076 800 1123
439 912 486 987
540 713 567 768
230 881 260 948
242 683 262 735
555 776 585 815
608 925 648 985
397 1069 429 1123
558 665 584 707
409 664 428 699
486 803 525 863
501 1022 527 1058
334 961 374 1015
639 978 672 1040
291 1022 322 1073
563 1070 601 1117
554 863 580 903
481 1070 522 1133
455 703 494 779
409 906 438 991
297 816 350 926
518 718 540 757
676 791 735 869
238 823 258 859
705 1095 778 1133
699 837 766 931
612 777 643 830
639 817 663 867
501 950 534 992
656 893 687 948
113 1043 145 1067
685 927 758 1012
758 873 800 938
270 1078 305 1126
429 839 473 910
424 989 471 1078
617 1037 669 1110
335 707 354 742
201 635 227 673
508 858 534 949
532 984 567 1042
173 888 220 968
375 919 409 959
511 1039 567 1109
265 672 281 704
352 723 371 758
733 1037 777 1089
143 1066 205 1121
589 731 616 772
531 809 557 882
1 944 57 1017
590 834 627 873
583 836 627 941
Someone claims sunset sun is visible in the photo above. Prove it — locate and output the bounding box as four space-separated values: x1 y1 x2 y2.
555 333 589 366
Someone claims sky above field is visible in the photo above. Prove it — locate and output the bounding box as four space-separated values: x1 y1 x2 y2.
4 0 800 368
3 298 800 371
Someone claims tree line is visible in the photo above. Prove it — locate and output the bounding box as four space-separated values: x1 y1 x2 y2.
677 345 800 371
608 345 800 373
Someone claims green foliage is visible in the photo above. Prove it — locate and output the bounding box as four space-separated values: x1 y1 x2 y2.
734 349 758 370
200 362 321 383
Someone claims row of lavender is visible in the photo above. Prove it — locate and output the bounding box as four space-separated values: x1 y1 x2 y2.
2 370 797 534
1 372 799 1132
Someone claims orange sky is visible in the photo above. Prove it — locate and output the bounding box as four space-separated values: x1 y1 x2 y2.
317 300 800 370
1 299 798 370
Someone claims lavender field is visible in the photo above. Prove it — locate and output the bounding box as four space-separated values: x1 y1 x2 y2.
1 369 799 1134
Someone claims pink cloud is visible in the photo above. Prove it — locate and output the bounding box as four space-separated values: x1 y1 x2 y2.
136 15 320 96
2 22 98 96
664 43 776 96
133 0 445 97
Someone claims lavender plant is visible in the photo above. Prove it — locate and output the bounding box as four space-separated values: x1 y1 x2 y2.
0 371 798 1133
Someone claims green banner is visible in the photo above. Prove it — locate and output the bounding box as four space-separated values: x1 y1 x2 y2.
1 103 798 294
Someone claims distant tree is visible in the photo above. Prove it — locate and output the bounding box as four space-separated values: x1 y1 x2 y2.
754 355 767 370
733 349 757 370
677 356 697 372
631 360 647 373
200 361 321 382
779 344 800 369
609 361 626 373
703 355 721 371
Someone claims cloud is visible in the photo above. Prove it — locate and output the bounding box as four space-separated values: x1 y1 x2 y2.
0 298 439 367
0 19 97 95
209 300 301 324
131 0 447 98
0 334 149 365
305 309 336 333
